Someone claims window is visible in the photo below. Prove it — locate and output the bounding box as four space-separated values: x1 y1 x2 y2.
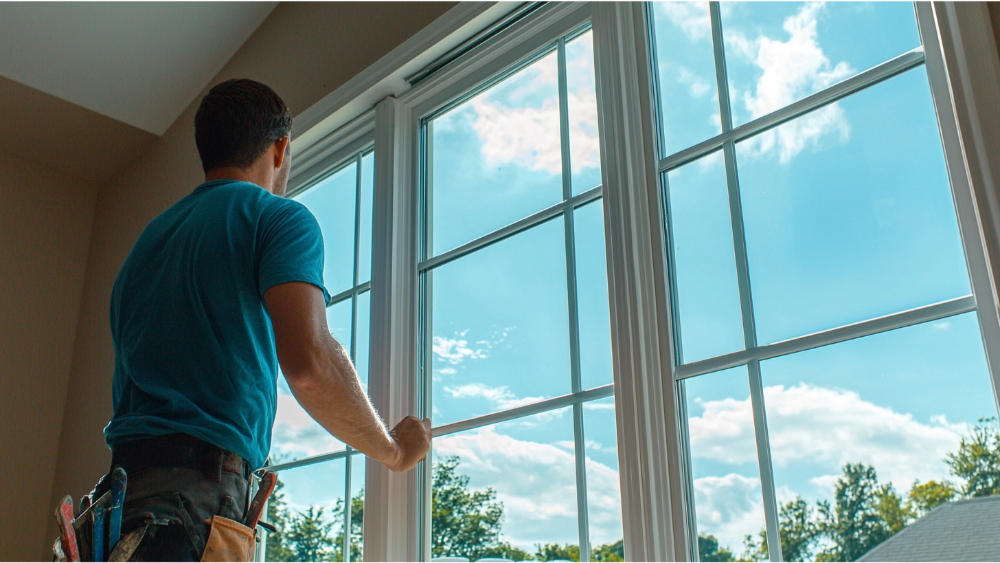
649 3 998 561
262 147 374 562
272 2 1000 561
418 23 620 562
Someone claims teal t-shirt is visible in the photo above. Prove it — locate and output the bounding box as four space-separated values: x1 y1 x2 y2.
104 179 330 469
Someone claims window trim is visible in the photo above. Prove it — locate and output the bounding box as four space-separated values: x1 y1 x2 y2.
271 2 1000 561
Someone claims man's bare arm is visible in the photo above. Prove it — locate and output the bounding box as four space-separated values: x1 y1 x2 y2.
264 281 430 472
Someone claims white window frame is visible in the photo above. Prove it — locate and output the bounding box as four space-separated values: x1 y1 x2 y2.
276 2 1000 561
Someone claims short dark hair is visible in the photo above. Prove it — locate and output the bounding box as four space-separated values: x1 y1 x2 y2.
194 79 292 173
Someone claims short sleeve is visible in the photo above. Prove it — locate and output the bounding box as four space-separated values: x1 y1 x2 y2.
258 200 331 303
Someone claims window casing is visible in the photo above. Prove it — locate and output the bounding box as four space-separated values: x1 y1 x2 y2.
261 2 1000 561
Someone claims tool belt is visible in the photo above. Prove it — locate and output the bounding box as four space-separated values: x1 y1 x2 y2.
110 433 251 483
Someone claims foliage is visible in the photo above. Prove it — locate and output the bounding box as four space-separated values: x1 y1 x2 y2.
591 539 625 562
333 491 365 562
285 506 337 562
477 541 533 561
265 477 295 562
905 480 957 517
741 497 819 562
697 534 735 562
947 417 1000 498
431 456 506 560
534 542 580 561
813 464 895 561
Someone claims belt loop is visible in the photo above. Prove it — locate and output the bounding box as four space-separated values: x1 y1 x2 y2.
208 447 223 483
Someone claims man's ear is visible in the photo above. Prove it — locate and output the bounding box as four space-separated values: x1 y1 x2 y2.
274 136 290 169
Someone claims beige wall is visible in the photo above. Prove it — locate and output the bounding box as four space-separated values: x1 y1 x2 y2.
39 2 455 559
0 153 97 560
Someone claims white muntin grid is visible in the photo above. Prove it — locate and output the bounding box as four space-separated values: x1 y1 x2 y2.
260 145 375 563
416 20 610 563
649 3 997 561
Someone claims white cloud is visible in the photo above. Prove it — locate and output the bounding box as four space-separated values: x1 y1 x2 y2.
932 321 952 331
270 392 345 459
442 382 546 411
729 2 853 162
656 2 712 42
693 473 765 552
434 427 622 548
678 66 712 98
470 49 600 176
433 335 488 365
689 383 969 490
439 367 457 375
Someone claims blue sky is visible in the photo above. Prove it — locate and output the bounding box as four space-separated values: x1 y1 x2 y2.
267 2 998 558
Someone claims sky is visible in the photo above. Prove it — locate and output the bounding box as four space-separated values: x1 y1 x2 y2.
265 2 999 559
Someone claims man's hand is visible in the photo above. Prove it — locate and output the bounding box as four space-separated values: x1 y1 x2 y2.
386 416 432 473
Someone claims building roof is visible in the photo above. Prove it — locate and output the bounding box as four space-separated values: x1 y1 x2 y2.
859 496 1000 561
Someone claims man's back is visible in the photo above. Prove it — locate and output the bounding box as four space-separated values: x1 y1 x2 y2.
104 179 327 469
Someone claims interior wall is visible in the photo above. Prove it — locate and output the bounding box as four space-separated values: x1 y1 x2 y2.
0 153 97 561
43 2 455 559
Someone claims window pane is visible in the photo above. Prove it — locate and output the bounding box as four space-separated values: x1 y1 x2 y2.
295 162 358 295
583 397 623 556
346 454 366 562
760 313 996 561
431 220 570 425
358 151 375 285
327 297 353 351
566 30 602 195
430 50 563 256
737 68 971 345
721 2 920 127
666 151 745 364
432 409 579 559
575 201 613 390
650 2 722 155
267 461 347 562
355 290 370 390
683 366 766 559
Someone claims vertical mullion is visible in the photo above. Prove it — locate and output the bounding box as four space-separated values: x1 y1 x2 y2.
418 120 435 562
344 449 354 562
559 36 591 563
709 3 782 562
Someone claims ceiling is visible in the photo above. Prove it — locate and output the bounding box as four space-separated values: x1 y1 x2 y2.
0 2 277 136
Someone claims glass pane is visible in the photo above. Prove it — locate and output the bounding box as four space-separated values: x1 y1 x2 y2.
295 162 358 295
345 454 366 562
327 297 353 351
583 397 623 558
430 50 563 256
575 201 613 390
566 30 602 195
650 2 722 155
722 2 921 126
760 313 996 561
358 151 375 284
266 461 347 562
737 68 971 345
683 366 766 560
432 409 579 559
271 373 346 462
666 151 745 364
431 219 570 425
355 290 370 391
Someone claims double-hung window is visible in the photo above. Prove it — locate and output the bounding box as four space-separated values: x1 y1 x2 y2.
649 2 999 561
262 144 375 563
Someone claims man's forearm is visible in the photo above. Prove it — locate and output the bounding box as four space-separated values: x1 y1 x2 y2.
285 333 399 467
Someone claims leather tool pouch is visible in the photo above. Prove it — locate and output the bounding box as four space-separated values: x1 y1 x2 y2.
200 515 255 562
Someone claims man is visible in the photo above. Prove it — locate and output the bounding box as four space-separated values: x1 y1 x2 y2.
91 79 431 561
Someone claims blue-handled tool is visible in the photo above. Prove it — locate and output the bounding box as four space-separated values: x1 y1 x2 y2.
108 467 127 553
93 503 106 562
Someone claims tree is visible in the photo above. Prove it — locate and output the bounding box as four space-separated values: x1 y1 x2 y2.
478 541 533 561
906 480 957 517
535 542 579 561
815 464 895 562
333 492 365 562
697 534 734 562
591 539 624 562
947 417 1000 498
265 477 295 562
431 456 506 560
286 506 336 562
740 497 818 562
